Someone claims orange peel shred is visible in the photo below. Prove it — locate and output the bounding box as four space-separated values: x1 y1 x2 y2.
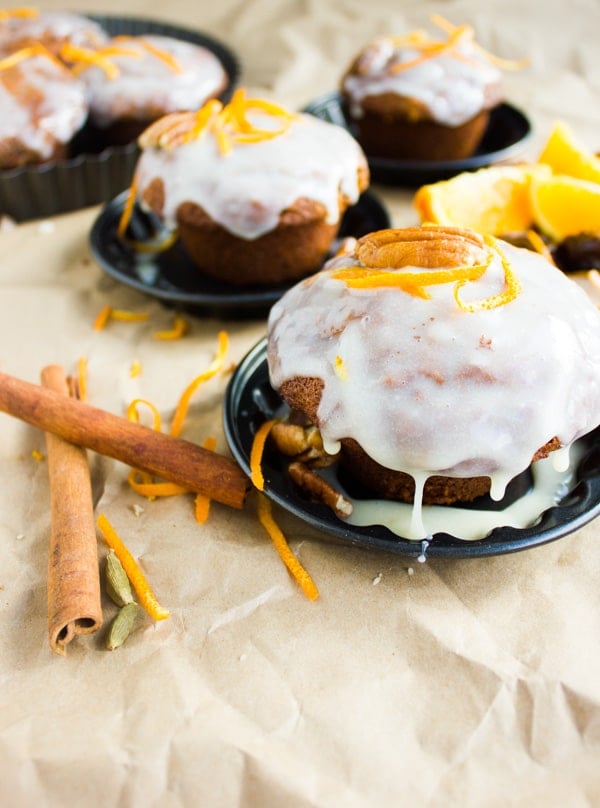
194 436 218 524
257 494 319 601
154 314 189 341
96 513 170 621
250 418 277 491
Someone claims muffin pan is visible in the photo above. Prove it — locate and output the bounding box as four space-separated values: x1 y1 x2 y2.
223 338 600 559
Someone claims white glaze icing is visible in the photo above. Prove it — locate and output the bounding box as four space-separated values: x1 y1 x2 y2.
0 54 88 157
77 35 227 127
135 112 368 239
342 35 503 126
267 238 600 514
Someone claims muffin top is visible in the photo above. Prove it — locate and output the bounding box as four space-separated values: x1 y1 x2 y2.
0 9 108 57
64 34 228 128
341 16 515 126
267 226 600 499
0 45 88 165
134 90 369 239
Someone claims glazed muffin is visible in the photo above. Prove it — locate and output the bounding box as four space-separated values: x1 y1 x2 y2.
0 44 88 169
340 16 519 161
0 9 108 58
132 90 369 286
267 225 600 511
63 34 229 146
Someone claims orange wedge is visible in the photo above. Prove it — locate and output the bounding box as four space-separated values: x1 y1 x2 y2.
414 164 552 235
538 121 600 184
529 174 600 242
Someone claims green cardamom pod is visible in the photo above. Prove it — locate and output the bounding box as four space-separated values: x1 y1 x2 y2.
105 549 134 607
106 603 139 650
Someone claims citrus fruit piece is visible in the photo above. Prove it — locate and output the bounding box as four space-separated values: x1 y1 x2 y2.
538 121 600 184
530 174 600 241
413 164 552 235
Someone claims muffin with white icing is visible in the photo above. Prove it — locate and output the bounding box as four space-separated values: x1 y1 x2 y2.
132 89 370 286
0 43 88 169
62 34 229 146
340 15 520 161
267 225 600 514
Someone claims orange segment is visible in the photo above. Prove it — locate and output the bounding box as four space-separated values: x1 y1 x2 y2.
414 164 552 235
538 121 600 184
529 174 600 242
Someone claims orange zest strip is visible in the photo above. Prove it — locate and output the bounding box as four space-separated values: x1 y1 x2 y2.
130 359 142 378
76 357 88 402
526 229 556 265
93 304 112 331
154 314 189 341
126 398 163 432
194 436 218 524
96 513 170 620
60 43 122 79
110 309 150 322
137 37 183 73
0 7 39 21
127 469 190 499
169 330 229 437
0 43 63 71
249 418 277 491
117 176 137 238
257 494 319 601
454 236 522 312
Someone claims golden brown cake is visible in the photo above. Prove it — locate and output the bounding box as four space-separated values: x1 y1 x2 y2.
340 16 518 161
132 90 369 286
267 225 600 520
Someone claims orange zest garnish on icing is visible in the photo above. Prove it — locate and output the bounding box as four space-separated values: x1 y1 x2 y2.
154 314 189 341
0 7 38 21
59 43 126 79
96 513 170 621
134 37 183 73
526 229 556 265
194 436 218 524
0 43 64 71
169 330 229 437
250 418 277 490
257 493 319 601
389 14 527 74
138 89 296 156
454 236 522 312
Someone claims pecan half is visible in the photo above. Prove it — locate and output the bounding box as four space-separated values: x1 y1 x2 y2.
355 226 488 269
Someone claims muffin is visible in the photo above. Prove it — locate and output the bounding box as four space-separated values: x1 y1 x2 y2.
0 44 88 169
62 34 229 146
267 225 600 512
340 16 518 161
132 89 370 286
0 9 108 58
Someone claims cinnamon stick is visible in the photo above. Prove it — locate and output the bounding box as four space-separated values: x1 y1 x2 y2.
42 365 103 656
0 369 250 509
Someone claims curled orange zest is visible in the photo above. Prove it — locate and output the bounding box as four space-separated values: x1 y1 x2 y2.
126 398 163 432
154 314 189 341
97 513 170 620
454 236 522 312
250 418 277 491
136 37 183 73
257 494 319 601
127 469 190 499
60 43 123 79
0 43 63 71
169 330 229 437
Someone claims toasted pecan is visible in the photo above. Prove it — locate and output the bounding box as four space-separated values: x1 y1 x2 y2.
355 226 488 269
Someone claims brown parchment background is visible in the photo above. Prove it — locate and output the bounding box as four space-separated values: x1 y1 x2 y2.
0 0 599 805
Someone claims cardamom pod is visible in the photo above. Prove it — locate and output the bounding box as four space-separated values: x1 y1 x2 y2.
106 602 139 650
105 549 134 607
